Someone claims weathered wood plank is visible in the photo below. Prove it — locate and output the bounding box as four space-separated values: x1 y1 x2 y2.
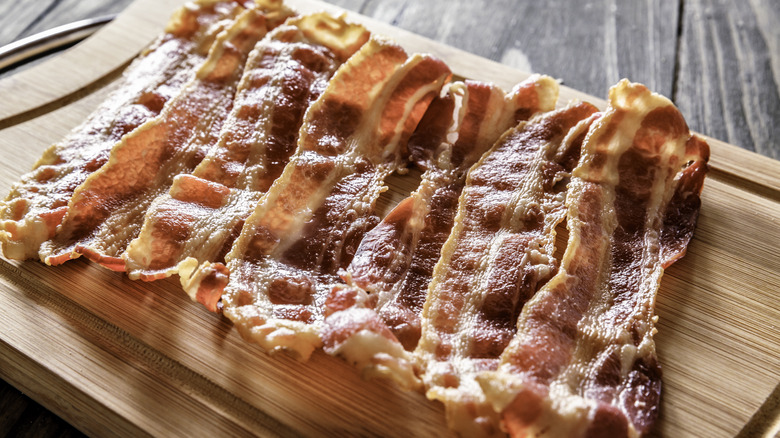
0 0 135 83
0 0 133 47
0 379 31 436
326 0 681 102
0 0 58 47
676 0 780 159
613 0 681 96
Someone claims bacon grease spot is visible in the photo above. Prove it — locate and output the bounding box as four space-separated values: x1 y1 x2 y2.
267 275 315 305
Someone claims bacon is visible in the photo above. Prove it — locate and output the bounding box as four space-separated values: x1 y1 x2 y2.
320 76 560 389
181 37 451 359
123 13 370 282
0 0 257 261
478 80 710 437
416 102 599 436
38 6 289 268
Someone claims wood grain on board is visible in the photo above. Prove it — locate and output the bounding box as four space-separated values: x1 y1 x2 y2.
0 0 778 437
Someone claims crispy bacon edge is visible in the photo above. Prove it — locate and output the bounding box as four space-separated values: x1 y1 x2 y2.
319 76 561 391
415 102 599 436
39 5 282 268
478 80 710 438
0 0 255 261
182 38 452 361
123 13 370 281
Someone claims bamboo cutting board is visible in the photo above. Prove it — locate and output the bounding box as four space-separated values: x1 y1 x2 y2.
1 0 778 436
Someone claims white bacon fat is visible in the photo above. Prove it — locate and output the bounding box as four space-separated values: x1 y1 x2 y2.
320 76 561 390
182 36 452 360
416 101 599 436
123 13 370 284
0 0 253 260
39 4 287 269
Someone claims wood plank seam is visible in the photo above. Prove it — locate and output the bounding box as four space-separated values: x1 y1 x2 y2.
11 0 64 42
670 0 685 103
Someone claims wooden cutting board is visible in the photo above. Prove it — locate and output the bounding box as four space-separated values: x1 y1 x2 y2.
1 0 778 436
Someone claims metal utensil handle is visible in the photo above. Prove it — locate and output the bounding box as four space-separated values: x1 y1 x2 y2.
0 15 115 71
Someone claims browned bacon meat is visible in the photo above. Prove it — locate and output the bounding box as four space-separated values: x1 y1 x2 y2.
39 5 290 269
181 37 451 359
479 80 710 437
123 13 370 282
0 0 256 260
416 102 599 436
320 76 560 389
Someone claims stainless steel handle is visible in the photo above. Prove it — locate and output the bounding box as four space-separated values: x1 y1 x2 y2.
0 15 115 71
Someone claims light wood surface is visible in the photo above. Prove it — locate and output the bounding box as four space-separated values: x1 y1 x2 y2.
0 0 778 437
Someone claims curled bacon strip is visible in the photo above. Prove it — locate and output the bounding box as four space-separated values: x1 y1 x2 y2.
182 37 451 360
479 80 709 437
0 3 710 433
39 5 289 268
415 102 598 436
0 0 255 260
320 76 560 389
123 13 369 282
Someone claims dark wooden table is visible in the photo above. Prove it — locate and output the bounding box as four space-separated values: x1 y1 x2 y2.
1 0 778 436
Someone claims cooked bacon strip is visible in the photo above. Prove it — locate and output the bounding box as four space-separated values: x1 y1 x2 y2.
479 80 710 437
0 0 254 260
181 37 451 359
416 102 599 436
320 75 559 389
39 5 286 268
123 14 369 281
